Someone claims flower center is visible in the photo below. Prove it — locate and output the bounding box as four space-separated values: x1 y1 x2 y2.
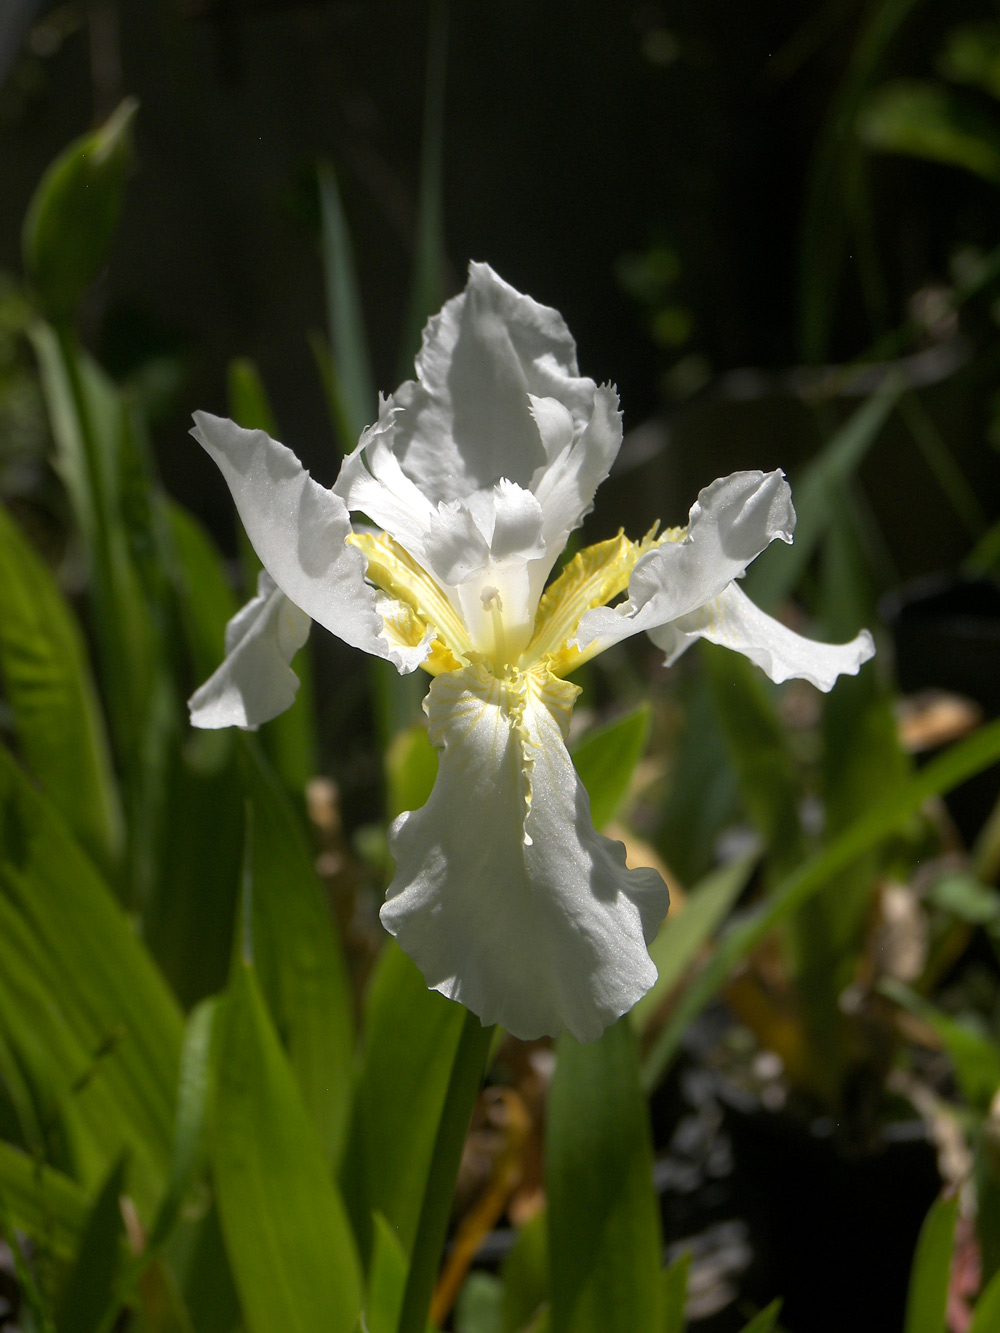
348 522 671 682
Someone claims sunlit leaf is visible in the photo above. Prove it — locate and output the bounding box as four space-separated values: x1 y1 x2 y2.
341 943 467 1264
548 1019 661 1333
631 854 756 1033
211 960 362 1333
0 1142 88 1260
0 503 122 872
0 744 182 1214
904 1192 959 1333
239 740 354 1162
572 705 651 831
659 1250 690 1333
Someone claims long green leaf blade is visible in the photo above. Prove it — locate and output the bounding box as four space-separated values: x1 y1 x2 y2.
211 960 362 1333
572 705 651 831
239 741 355 1162
0 503 122 871
0 745 182 1213
905 1193 959 1333
548 1019 662 1333
643 718 1000 1090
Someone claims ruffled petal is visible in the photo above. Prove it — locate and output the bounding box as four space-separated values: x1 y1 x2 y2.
188 572 310 728
380 665 670 1041
575 469 795 653
191 412 428 673
365 263 598 504
649 582 876 691
529 382 623 559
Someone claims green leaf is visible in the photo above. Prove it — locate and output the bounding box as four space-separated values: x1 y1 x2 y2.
904 1193 959 1333
658 1250 690 1333
211 959 362 1333
969 1265 1000 1333
239 740 355 1163
365 1213 409 1333
317 162 376 447
942 24 1000 101
394 1009 493 1333
54 1157 127 1333
744 381 901 611
930 871 1000 925
141 736 244 1009
150 1000 219 1251
0 502 122 871
642 718 1000 1091
882 981 1000 1111
859 80 1000 183
0 1142 89 1260
398 0 448 377
700 644 804 878
631 855 756 1034
341 943 468 1264
571 705 651 831
456 1273 505 1333
0 744 183 1214
23 99 137 321
386 724 439 821
30 322 161 766
164 501 238 682
738 1300 782 1333
501 1210 549 1333
548 1019 662 1333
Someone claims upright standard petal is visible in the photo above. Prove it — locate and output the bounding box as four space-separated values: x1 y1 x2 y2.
529 382 624 566
191 412 427 673
648 582 876 691
364 263 599 503
574 470 795 653
380 664 670 1041
189 572 310 729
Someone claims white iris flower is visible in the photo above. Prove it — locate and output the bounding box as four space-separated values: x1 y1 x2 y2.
189 262 874 1042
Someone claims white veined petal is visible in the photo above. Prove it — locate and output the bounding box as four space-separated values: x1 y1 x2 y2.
529 383 623 562
373 263 598 503
575 469 795 653
191 412 427 673
380 666 671 1042
649 582 876 691
188 572 310 729
333 408 437 560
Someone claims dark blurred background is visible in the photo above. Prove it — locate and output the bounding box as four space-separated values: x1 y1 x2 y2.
2 0 1000 571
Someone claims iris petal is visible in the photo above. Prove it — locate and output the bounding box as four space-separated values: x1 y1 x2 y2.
649 582 876 691
575 469 795 653
189 572 309 729
191 412 427 673
381 665 670 1041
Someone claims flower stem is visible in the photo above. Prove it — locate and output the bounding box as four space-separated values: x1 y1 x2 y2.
395 1008 494 1333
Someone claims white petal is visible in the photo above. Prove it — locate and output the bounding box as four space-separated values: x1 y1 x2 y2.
363 263 599 504
188 572 310 729
649 582 876 691
380 665 670 1042
333 404 436 557
529 383 623 558
575 469 795 652
191 412 427 673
